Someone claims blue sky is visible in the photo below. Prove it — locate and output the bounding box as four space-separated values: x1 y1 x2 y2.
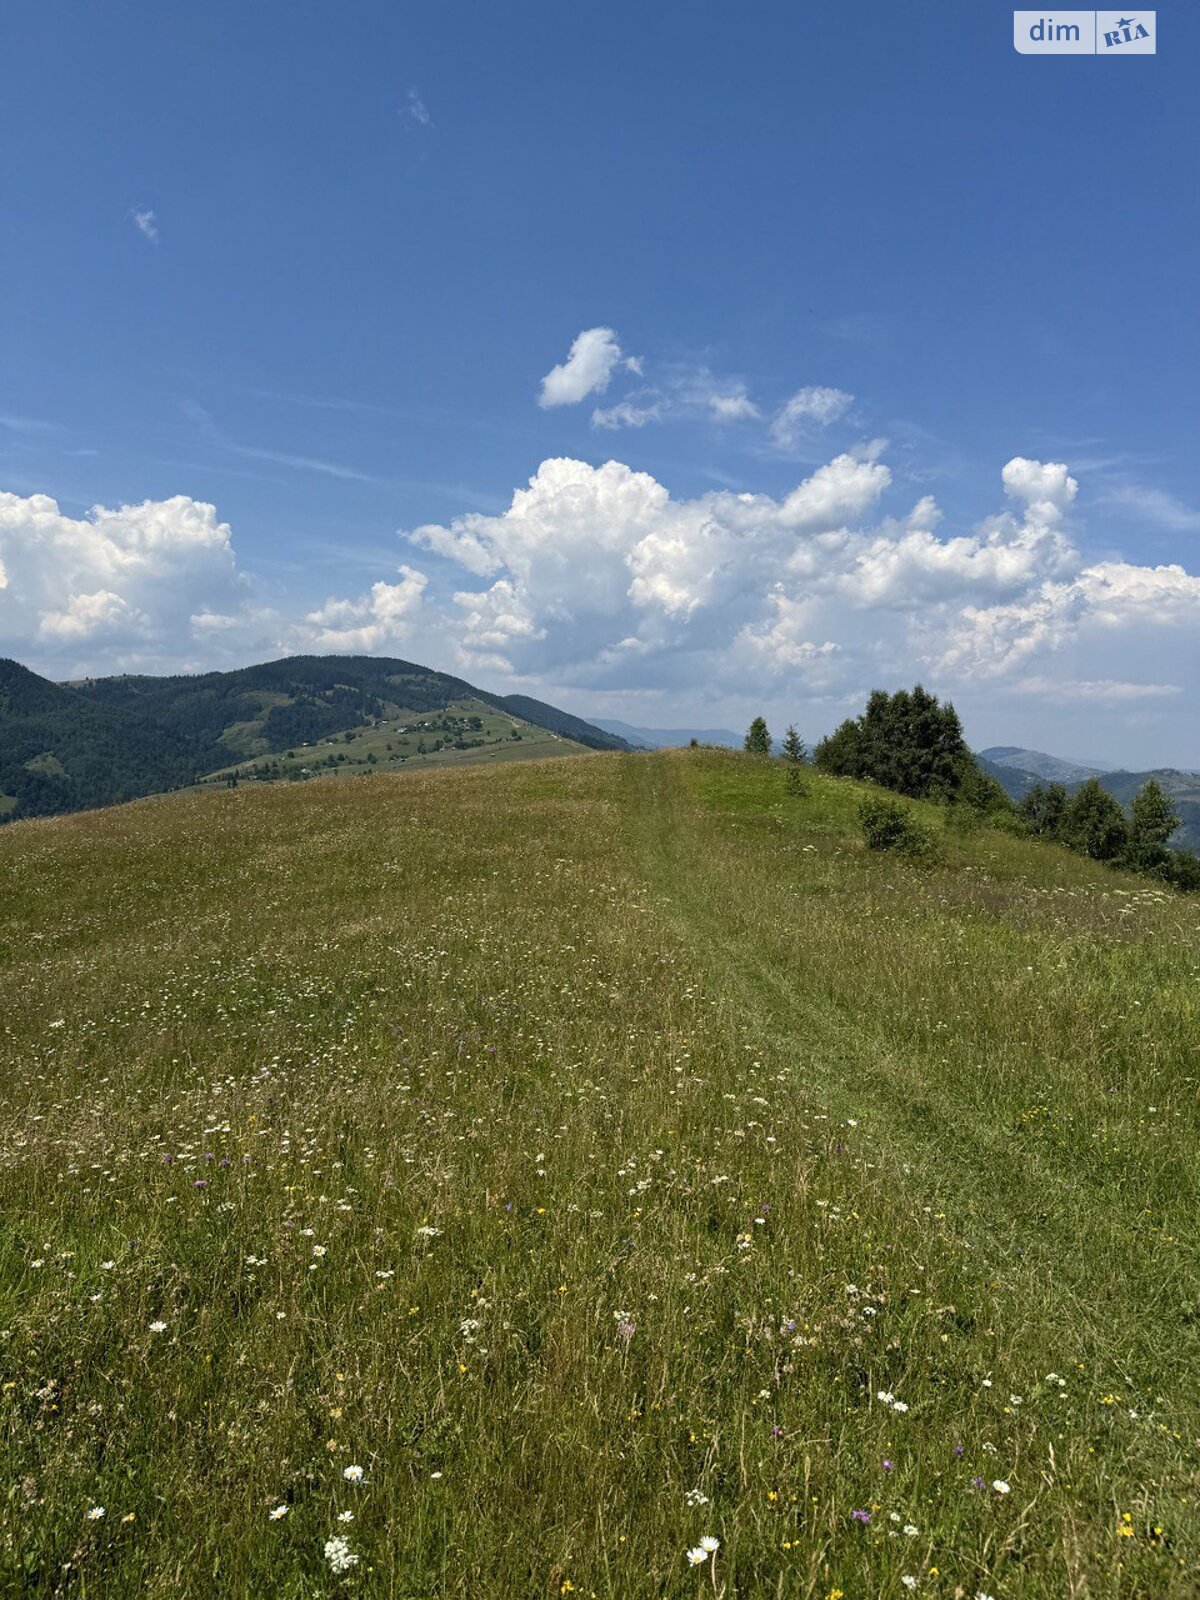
2 0 1197 765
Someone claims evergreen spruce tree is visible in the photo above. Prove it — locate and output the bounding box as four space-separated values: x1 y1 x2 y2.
781 725 807 763
744 717 772 756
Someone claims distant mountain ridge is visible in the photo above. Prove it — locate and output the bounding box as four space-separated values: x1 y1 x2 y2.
979 746 1114 783
0 655 631 822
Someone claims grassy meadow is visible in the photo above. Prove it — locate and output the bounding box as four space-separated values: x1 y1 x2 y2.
1 748 1198 1597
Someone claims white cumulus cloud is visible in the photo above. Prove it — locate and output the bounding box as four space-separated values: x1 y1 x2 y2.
402 451 894 681
4 449 1196 765
403 450 1199 733
0 491 241 670
295 567 428 653
538 327 636 408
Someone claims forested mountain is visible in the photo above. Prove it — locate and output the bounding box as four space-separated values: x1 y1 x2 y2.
0 659 214 820
0 655 630 822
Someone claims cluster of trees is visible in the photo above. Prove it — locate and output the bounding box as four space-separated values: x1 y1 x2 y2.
741 686 1198 891
812 686 1009 811
745 718 808 793
1020 776 1199 889
744 719 806 762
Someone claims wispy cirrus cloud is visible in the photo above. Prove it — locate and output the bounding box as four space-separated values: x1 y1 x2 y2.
131 207 159 243
0 414 59 437
229 443 380 484
591 363 760 429
1014 675 1182 703
1099 482 1200 534
769 386 854 450
178 399 381 485
404 88 432 127
578 344 852 451
592 366 760 430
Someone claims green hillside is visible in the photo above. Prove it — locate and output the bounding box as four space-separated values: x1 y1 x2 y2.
0 655 629 822
1 750 1197 1597
198 695 588 785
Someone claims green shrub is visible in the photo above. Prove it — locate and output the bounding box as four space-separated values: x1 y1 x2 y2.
1153 848 1200 892
859 794 938 859
946 800 984 835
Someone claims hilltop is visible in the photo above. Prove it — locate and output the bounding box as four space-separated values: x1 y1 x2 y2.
590 718 744 750
0 654 629 822
1 749 1196 1597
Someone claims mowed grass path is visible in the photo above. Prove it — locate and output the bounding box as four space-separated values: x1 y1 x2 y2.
1 750 1197 1598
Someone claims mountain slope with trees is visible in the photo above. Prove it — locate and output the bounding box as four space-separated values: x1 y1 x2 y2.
978 751 1199 853
0 655 630 822
805 685 1198 889
0 659 216 820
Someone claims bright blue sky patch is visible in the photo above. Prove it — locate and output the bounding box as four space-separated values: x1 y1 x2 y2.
1 1 1196 765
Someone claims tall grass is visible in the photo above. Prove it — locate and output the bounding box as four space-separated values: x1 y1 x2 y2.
1 749 1197 1596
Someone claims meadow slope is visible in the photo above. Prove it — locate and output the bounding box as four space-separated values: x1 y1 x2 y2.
1 749 1197 1599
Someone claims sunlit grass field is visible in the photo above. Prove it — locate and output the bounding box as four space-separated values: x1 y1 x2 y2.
2 749 1197 1598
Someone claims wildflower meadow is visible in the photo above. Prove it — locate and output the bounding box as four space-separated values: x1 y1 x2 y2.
1 748 1197 1596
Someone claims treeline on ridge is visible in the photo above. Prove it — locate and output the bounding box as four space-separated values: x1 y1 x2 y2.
744 686 1199 890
